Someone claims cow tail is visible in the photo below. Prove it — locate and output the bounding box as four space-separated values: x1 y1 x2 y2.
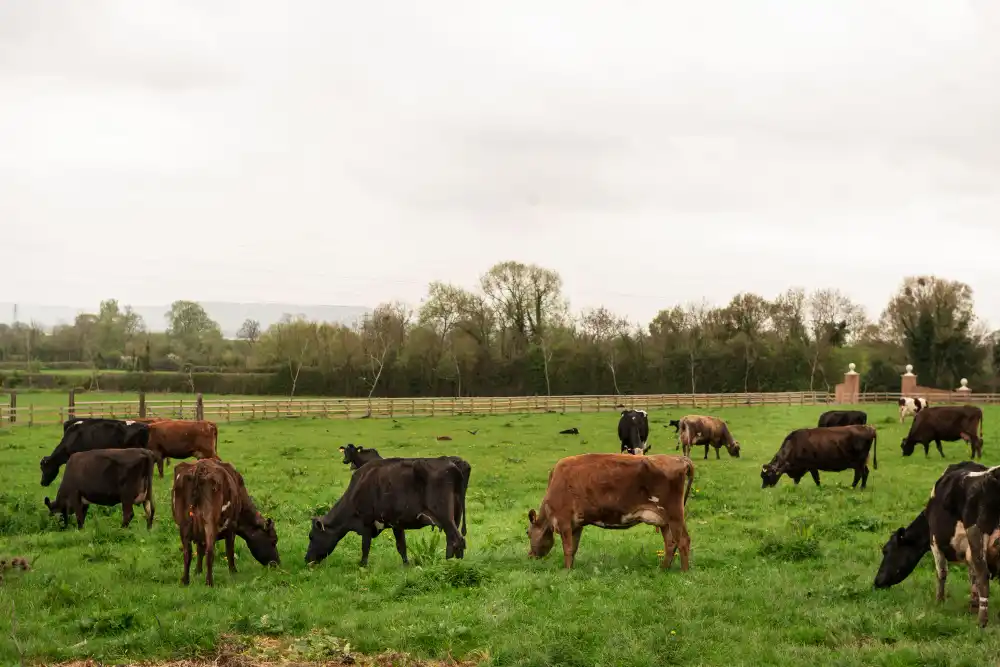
980 412 984 441
872 427 878 470
460 470 468 537
211 423 220 458
683 458 695 506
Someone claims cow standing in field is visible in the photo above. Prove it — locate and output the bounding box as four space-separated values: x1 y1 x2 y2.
340 444 382 470
678 415 741 460
760 424 877 489
817 410 868 427
306 456 469 567
43 448 160 530
171 458 279 587
146 419 220 478
618 409 650 455
526 453 694 570
900 405 983 459
41 419 151 486
899 396 929 423
874 461 1000 628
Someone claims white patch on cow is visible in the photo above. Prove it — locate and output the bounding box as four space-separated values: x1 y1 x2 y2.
550 517 560 532
950 521 970 555
636 410 647 417
374 521 385 531
143 500 152 517
594 521 609 528
221 501 231 514
135 489 147 504
981 597 989 605
963 466 1000 479
74 420 83 426
220 519 230 531
649 496 659 503
622 509 662 525
125 420 135 426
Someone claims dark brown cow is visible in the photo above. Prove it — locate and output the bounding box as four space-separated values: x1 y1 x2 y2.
526 453 694 570
678 414 741 459
147 419 220 478
761 424 877 489
171 459 279 586
901 405 984 459
43 448 160 529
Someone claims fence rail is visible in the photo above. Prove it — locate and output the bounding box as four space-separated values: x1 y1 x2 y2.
0 390 996 427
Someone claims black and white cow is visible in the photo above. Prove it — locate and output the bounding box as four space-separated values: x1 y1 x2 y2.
618 409 650 455
874 461 1000 628
898 396 929 423
41 418 151 486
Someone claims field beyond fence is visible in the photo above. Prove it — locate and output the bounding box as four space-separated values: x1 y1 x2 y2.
2 389 998 426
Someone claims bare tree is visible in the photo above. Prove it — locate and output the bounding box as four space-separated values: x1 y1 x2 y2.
806 288 868 390
580 307 629 395
260 315 316 397
359 302 411 414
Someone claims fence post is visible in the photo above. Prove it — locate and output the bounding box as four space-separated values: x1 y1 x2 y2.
67 389 75 418
29 404 33 427
139 391 146 418
196 394 204 420
8 391 14 424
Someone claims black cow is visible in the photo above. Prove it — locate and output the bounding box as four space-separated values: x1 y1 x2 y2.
41 418 151 486
305 457 468 566
336 445 470 537
618 409 650 455
901 405 984 459
817 410 868 428
43 448 160 530
761 424 877 489
874 461 1000 628
339 444 382 470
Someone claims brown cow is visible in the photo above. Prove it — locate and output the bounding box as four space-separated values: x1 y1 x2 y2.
678 414 741 460
901 405 984 459
526 453 694 570
171 459 279 586
147 419 219 478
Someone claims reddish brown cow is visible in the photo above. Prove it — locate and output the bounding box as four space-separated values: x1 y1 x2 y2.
147 419 219 478
526 453 694 570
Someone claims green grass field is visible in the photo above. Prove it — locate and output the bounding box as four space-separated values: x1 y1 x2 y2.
1 404 997 666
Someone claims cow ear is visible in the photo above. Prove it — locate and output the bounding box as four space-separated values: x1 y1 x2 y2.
528 509 537 524
312 517 325 532
338 447 345 453
40 456 49 465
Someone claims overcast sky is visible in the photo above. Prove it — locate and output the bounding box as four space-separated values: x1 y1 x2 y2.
2 1 999 328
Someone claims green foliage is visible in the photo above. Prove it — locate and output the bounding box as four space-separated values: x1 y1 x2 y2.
3 406 1000 666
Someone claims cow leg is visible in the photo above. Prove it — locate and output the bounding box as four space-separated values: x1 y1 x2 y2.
703 444 709 460
195 542 205 574
157 455 165 478
715 445 721 460
359 528 374 567
559 525 577 569
792 473 802 485
809 470 821 486
935 439 945 458
663 516 691 571
923 442 930 456
204 526 217 586
967 526 991 627
969 562 981 613
225 533 237 573
392 527 409 565
859 465 869 490
144 497 155 530
121 496 136 528
74 499 88 530
931 540 949 602
569 526 583 562
181 537 193 586
660 524 678 567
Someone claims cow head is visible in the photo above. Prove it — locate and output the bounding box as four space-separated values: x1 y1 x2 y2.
874 524 926 589
339 444 359 467
526 509 555 559
305 516 344 565
242 514 280 567
900 436 917 456
39 456 59 487
760 463 781 488
728 441 742 458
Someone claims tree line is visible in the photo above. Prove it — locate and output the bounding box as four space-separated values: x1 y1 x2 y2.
1 263 996 397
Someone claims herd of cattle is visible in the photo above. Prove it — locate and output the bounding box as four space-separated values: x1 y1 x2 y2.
25 396 1000 628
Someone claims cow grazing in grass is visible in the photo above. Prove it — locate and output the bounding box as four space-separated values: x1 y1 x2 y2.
874 461 1000 628
41 419 151 486
340 444 382 470
44 448 160 530
306 456 469 567
618 409 650 455
171 459 279 587
678 415 741 460
817 410 868 428
899 396 929 423
761 424 877 489
526 453 694 570
147 419 220 478
901 405 984 459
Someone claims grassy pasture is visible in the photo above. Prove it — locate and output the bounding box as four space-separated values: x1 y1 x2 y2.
0 404 998 666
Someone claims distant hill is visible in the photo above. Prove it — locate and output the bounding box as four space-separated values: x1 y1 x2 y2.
0 301 373 338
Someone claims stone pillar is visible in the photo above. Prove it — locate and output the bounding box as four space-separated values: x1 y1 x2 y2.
956 378 971 399
901 364 917 396
841 362 860 403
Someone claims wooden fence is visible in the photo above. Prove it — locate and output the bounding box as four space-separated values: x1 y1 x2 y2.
1 389 998 427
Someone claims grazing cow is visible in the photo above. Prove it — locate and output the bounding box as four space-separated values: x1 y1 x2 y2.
901 405 984 459
899 396 929 423
526 453 694 570
146 419 220 478
873 461 1000 628
171 459 279 587
667 419 681 433
305 457 469 566
761 424 877 489
618 409 650 455
340 444 382 470
817 410 868 428
559 427 579 435
43 448 160 530
41 418 151 486
336 446 470 537
678 415 741 460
